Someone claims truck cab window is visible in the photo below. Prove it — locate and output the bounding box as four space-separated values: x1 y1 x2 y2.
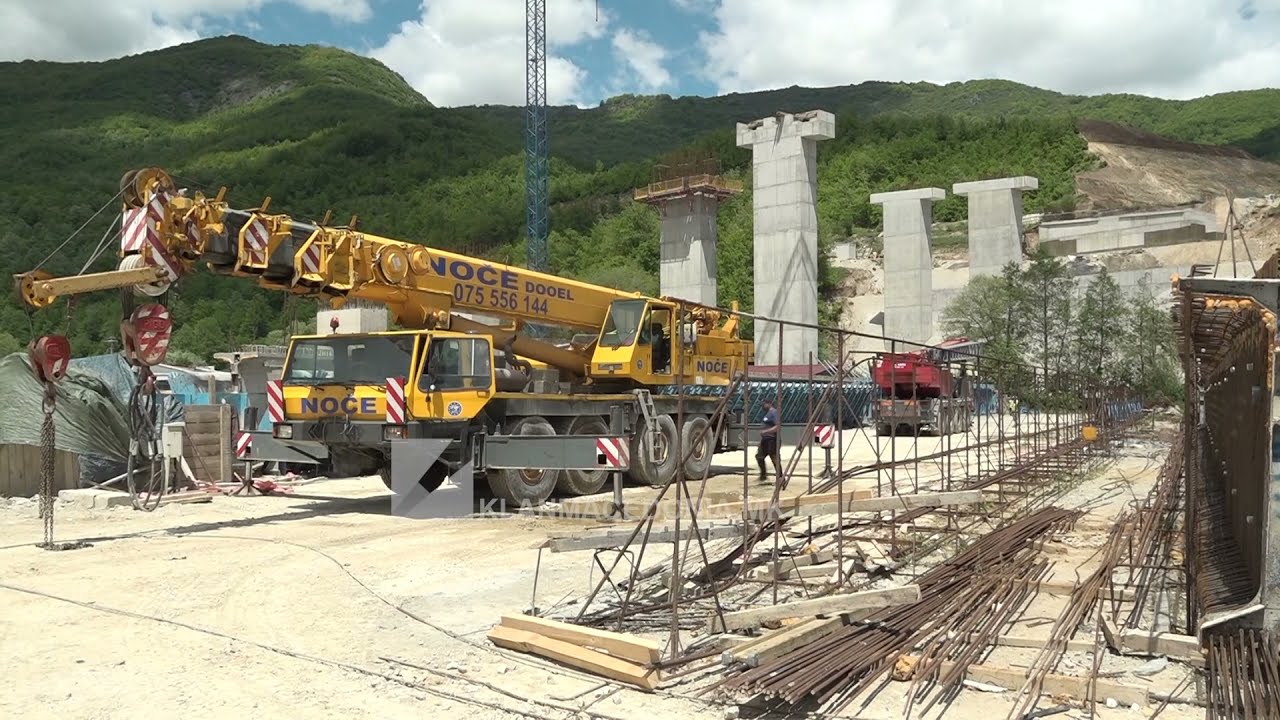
599 299 647 348
283 335 413 385
421 337 492 391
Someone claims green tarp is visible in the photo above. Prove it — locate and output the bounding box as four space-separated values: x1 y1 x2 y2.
0 353 131 460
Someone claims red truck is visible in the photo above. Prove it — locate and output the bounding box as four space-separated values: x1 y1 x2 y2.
871 338 976 436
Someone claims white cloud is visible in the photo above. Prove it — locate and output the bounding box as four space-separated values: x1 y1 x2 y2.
370 0 608 107
611 29 672 92
0 0 373 62
697 0 1280 100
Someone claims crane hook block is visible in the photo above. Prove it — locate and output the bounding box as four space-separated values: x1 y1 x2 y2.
28 335 71 384
120 303 173 367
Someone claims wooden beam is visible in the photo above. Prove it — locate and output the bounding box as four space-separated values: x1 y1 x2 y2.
933 660 1148 706
547 523 750 552
705 488 874 517
746 550 835 580
486 625 659 691
710 585 920 632
498 614 660 665
1119 629 1204 663
722 615 853 667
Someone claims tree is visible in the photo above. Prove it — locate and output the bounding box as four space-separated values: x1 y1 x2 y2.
0 331 19 357
1016 247 1075 380
1125 274 1183 403
1073 266 1129 386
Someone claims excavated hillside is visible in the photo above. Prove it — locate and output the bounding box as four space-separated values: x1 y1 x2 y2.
1074 120 1280 212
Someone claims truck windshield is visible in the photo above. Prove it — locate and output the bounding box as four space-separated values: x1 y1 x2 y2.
283 335 416 385
599 299 647 348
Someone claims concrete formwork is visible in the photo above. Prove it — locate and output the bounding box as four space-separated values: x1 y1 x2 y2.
953 176 1038 277
870 187 945 347
736 110 835 364
634 176 742 306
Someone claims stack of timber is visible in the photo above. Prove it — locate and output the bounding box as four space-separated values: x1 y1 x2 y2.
181 405 232 486
487 613 663 690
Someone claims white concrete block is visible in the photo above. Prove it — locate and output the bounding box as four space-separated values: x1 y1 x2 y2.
870 187 947 205
953 176 1039 195
58 488 133 510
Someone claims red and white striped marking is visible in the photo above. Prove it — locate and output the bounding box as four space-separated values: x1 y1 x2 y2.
235 432 252 459
130 303 172 366
596 437 629 469
121 207 148 252
814 424 835 449
385 376 406 425
243 217 270 266
266 379 285 422
300 242 322 274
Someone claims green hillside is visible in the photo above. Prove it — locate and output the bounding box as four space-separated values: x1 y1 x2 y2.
1 35 1277 361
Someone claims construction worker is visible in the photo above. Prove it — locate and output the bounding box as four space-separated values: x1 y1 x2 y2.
756 398 781 482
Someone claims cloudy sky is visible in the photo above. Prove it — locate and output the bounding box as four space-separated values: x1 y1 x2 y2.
2 0 1278 107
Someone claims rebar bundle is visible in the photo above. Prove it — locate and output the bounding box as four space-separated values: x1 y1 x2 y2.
715 506 1082 715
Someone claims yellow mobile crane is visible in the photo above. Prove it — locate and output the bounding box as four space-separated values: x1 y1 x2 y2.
15 168 753 505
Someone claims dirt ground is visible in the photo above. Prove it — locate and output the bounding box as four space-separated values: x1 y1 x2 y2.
0 423 1201 719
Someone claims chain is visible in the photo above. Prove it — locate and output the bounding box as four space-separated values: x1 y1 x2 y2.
38 384 56 548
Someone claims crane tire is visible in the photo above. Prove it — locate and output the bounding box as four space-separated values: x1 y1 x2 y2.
680 415 715 480
379 461 448 494
627 413 678 488
555 415 609 496
487 416 559 507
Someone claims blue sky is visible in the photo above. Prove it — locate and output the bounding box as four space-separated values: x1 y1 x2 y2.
2 1 1278 106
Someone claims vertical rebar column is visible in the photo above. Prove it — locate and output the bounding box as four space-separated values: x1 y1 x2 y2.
668 302 686 657
835 331 846 587
772 319 783 607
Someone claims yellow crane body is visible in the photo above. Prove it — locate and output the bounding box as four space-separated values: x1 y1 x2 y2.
13 168 756 505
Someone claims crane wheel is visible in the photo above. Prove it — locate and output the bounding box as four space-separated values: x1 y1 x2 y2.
555 416 609 496
487 416 559 507
379 461 448 493
680 415 714 480
627 414 678 488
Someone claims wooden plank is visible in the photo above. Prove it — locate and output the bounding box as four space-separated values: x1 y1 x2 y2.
746 550 835 580
498 613 660 665
855 540 896 572
1119 629 1204 662
722 615 852 667
486 625 659 690
931 660 1148 706
711 585 921 632
705 488 875 517
548 523 750 553
748 490 987 520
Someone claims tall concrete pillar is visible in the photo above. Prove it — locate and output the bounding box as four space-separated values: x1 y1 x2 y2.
870 187 945 347
635 178 741 306
735 110 835 365
953 176 1038 278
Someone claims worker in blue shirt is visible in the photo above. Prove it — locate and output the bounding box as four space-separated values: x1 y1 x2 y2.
756 399 781 482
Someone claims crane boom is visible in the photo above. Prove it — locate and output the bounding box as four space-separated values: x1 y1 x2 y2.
13 168 755 507
14 168 749 382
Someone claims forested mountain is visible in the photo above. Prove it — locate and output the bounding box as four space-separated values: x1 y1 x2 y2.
1 35 1276 361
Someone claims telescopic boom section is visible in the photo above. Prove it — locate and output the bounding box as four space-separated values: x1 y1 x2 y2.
15 168 749 380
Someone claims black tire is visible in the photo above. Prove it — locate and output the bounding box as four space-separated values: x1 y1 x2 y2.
379 461 449 493
680 415 714 480
555 415 609 496
487 416 559 507
627 414 679 488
